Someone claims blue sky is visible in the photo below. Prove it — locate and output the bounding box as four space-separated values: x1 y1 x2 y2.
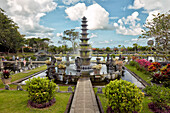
0 0 169 48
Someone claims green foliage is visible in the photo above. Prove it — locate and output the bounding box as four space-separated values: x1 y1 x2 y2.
105 80 144 113
136 63 146 72
127 55 131 62
60 29 79 53
0 8 24 53
144 85 170 107
26 37 50 52
26 77 56 104
25 57 29 61
163 80 170 88
31 56 36 61
106 47 111 52
129 61 137 66
5 56 10 60
110 54 115 58
139 12 170 56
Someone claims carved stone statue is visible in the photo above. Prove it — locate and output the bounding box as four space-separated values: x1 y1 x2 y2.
75 57 81 70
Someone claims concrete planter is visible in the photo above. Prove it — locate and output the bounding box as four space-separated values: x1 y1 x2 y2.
58 68 66 74
93 69 101 75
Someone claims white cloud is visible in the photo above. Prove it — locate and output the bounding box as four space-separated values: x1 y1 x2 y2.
128 0 144 9
109 17 119 20
0 0 57 38
62 0 84 5
99 40 109 44
114 11 143 36
65 3 86 21
128 0 170 23
128 0 169 13
65 3 114 30
56 32 63 37
146 10 159 23
75 27 81 29
90 33 97 38
58 5 65 8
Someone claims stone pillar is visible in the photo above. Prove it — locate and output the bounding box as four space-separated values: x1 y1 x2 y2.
66 54 70 66
0 59 4 71
18 61 21 72
15 60 18 73
96 57 101 64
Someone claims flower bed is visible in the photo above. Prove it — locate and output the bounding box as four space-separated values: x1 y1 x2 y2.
148 63 170 84
28 97 56 108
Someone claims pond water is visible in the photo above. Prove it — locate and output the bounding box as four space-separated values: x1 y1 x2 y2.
20 63 145 88
59 56 164 63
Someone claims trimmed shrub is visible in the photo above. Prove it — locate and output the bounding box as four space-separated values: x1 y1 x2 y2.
26 77 56 104
105 80 144 113
129 61 137 66
31 56 36 61
144 85 170 107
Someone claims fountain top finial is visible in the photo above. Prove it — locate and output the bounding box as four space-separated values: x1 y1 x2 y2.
82 16 87 20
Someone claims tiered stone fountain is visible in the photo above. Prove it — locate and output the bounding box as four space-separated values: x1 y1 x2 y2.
79 16 92 76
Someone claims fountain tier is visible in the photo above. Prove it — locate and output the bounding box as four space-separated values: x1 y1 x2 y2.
79 16 92 76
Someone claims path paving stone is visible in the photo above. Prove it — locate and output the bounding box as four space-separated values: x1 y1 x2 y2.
70 77 100 113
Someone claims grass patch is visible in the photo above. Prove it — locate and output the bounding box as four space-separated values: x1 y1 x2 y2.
0 90 71 113
57 86 75 91
0 65 47 88
125 64 151 84
97 93 152 113
93 87 105 94
11 65 47 82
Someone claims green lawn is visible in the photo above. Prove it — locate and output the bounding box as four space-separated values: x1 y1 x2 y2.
58 86 75 91
0 90 71 113
97 93 152 113
0 65 47 88
125 64 151 84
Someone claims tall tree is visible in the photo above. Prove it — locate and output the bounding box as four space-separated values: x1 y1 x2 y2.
60 29 79 53
0 8 24 54
133 43 138 53
139 12 170 60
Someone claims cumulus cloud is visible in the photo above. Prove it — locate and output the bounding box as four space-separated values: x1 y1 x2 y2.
65 3 86 21
56 32 63 37
0 0 57 38
128 0 170 23
113 11 143 35
128 0 169 12
65 3 113 30
128 0 144 9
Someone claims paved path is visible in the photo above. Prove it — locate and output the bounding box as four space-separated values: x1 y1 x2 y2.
70 77 100 113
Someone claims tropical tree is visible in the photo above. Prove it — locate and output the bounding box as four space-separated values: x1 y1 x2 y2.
25 37 51 52
60 29 79 53
0 8 24 54
106 47 111 52
139 12 170 60
133 43 138 53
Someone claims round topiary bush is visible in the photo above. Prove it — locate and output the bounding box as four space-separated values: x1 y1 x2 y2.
105 79 144 113
26 77 56 108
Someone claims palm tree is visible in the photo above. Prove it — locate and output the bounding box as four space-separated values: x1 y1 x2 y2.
133 43 138 54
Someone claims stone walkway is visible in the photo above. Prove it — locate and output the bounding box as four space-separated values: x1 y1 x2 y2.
70 77 100 113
